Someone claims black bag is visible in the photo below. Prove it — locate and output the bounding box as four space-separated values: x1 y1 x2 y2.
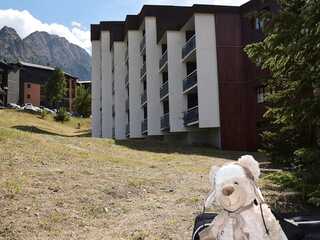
191 212 305 240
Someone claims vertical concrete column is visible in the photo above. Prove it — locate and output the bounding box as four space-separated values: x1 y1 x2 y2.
145 17 162 136
91 40 102 137
128 31 143 138
101 31 113 138
114 42 127 140
167 31 187 132
195 13 220 128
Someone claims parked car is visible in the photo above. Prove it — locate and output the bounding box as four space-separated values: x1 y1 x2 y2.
8 103 21 110
40 106 56 115
22 103 42 113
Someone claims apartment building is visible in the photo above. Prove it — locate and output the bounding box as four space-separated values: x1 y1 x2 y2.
7 61 78 112
90 0 277 151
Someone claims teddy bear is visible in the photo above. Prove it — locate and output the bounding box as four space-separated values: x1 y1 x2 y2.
199 155 288 240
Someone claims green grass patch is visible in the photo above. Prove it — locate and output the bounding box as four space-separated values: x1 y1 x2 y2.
264 171 320 207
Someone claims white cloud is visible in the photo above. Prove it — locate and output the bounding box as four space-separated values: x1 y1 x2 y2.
71 21 82 28
141 0 249 6
0 9 91 54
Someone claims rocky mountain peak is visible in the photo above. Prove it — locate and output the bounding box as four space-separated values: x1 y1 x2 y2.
0 26 91 80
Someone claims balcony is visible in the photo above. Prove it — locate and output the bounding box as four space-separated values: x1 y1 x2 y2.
159 50 168 72
183 70 197 93
126 124 129 137
182 35 196 60
125 99 129 112
141 119 148 134
141 91 147 105
161 113 170 131
183 106 199 126
140 63 146 78
140 36 146 54
160 81 169 100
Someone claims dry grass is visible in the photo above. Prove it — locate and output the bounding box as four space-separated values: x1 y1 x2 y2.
0 109 300 240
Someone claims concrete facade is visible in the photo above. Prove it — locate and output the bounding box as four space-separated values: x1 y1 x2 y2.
91 40 102 137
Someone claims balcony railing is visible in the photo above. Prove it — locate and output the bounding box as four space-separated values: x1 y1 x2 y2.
140 36 146 53
183 106 199 126
159 50 168 71
126 124 129 137
183 70 197 92
161 113 170 130
125 99 129 112
141 119 148 134
160 81 169 100
141 91 147 105
140 63 146 78
182 35 196 59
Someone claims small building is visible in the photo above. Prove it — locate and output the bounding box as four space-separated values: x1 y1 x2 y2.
76 80 91 92
8 61 78 112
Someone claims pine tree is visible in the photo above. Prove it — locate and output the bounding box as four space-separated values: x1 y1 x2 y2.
46 68 67 108
74 85 91 117
245 0 320 205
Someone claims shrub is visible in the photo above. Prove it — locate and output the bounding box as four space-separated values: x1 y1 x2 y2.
40 109 49 119
74 85 91 118
54 107 70 123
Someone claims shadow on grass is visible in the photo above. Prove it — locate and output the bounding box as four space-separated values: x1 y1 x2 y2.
115 139 266 160
12 125 91 138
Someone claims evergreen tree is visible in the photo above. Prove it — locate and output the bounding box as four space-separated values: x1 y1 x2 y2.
46 68 67 108
74 85 91 117
245 0 320 205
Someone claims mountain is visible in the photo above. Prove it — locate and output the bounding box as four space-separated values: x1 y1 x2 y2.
0 26 91 80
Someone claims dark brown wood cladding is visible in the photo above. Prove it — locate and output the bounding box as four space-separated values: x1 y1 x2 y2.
90 24 100 41
91 3 247 44
100 21 125 49
215 10 262 151
215 0 276 151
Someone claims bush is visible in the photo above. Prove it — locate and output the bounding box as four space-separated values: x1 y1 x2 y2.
40 109 49 119
54 107 70 123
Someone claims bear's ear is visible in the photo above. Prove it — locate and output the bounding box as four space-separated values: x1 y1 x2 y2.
205 166 220 208
238 155 260 181
209 165 220 187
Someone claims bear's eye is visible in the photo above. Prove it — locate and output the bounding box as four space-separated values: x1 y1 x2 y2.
234 181 239 185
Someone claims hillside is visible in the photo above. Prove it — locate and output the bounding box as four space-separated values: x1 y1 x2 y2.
0 110 303 240
0 26 91 80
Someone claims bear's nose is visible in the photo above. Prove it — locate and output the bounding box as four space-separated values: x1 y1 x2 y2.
222 186 234 196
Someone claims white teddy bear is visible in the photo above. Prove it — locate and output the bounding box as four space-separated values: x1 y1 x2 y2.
199 155 288 240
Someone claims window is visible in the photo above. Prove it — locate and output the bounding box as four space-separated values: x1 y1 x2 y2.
257 86 266 103
27 83 31 88
255 17 264 31
27 94 31 99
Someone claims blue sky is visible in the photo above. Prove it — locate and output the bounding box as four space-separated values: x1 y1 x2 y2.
0 0 249 53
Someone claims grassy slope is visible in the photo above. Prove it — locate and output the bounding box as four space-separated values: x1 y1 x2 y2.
0 110 300 240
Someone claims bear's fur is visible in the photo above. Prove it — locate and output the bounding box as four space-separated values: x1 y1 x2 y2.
200 155 288 240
